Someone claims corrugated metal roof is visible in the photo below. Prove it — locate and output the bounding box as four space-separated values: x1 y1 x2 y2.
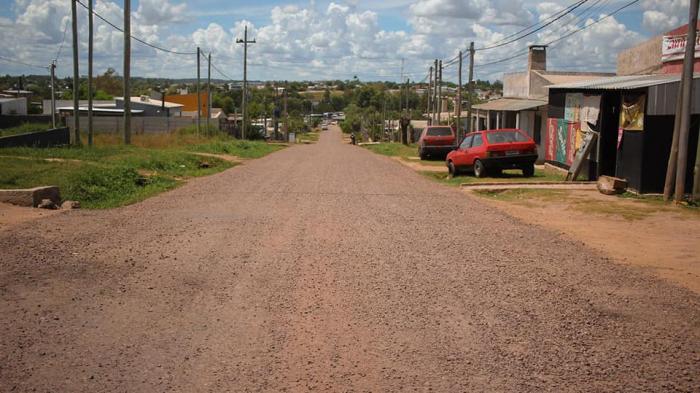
549 74 700 90
473 98 547 111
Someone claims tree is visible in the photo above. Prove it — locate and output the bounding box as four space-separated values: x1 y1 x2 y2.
94 68 122 97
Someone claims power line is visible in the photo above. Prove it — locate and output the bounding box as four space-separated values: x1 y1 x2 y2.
54 19 70 62
76 0 197 55
474 0 640 69
0 55 48 70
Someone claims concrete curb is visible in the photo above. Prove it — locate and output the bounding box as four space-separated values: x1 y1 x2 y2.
0 186 61 207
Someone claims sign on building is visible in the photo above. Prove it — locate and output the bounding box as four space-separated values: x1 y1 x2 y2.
662 34 700 62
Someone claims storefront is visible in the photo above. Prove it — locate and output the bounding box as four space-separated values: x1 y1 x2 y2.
547 74 699 194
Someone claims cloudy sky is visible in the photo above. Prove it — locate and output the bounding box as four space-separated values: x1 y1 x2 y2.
0 0 690 82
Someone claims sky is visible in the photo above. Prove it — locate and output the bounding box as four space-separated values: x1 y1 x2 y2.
0 0 691 82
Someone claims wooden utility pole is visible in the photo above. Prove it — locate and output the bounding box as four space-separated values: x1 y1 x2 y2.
283 82 288 141
196 47 201 134
433 59 438 124
123 0 131 144
207 52 211 134
428 66 433 125
674 0 699 202
467 42 475 135
438 60 443 125
87 0 94 146
50 61 56 129
71 0 80 145
237 25 256 139
456 50 462 141
664 89 684 200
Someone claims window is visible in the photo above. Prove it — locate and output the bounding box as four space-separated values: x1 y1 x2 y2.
472 133 484 147
460 135 473 149
426 126 453 136
485 130 529 144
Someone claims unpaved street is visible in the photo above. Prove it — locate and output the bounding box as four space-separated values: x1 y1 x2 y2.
1 127 699 392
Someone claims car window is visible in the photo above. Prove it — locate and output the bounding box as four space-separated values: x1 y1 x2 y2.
472 133 483 147
485 130 530 144
460 135 473 149
426 127 453 136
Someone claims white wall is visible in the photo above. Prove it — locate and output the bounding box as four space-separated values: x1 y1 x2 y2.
0 98 27 115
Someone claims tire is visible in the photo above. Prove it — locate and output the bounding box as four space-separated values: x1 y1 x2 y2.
474 159 486 178
447 161 458 177
522 164 535 177
419 147 427 160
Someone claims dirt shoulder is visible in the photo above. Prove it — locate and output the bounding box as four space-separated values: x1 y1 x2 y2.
469 189 700 294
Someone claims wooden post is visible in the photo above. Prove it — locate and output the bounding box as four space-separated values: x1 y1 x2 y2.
123 0 131 144
456 50 462 141
466 42 475 135
438 60 443 125
196 47 201 134
664 87 684 200
433 59 438 124
428 66 433 125
674 0 699 202
71 0 80 145
50 61 56 129
207 52 211 134
87 0 94 146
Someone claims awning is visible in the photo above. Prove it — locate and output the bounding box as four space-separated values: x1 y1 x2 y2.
473 98 547 112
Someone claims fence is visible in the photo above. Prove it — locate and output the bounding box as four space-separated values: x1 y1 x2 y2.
0 127 70 148
0 115 53 129
65 116 219 134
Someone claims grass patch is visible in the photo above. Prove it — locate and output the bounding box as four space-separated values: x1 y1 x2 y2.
363 142 418 159
422 168 566 187
297 131 320 143
0 131 285 208
473 188 569 203
0 123 52 138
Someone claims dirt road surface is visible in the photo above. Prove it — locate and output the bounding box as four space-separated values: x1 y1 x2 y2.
1 127 699 392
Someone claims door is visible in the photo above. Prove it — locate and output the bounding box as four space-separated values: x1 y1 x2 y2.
453 134 473 167
465 133 485 166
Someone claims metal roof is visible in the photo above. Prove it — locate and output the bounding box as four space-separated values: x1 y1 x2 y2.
473 98 547 112
549 74 700 90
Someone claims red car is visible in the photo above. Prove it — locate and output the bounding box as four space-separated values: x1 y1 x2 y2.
446 128 538 178
418 126 457 159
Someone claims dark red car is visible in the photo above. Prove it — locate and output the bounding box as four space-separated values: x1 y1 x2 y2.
446 128 538 178
418 126 457 159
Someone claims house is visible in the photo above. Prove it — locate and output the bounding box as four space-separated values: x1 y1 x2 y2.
115 96 183 117
42 100 114 115
546 74 699 194
470 46 614 159
0 97 27 115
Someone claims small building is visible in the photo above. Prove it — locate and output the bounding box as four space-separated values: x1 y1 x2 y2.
115 96 183 117
547 74 699 194
42 100 114 115
164 93 208 118
618 23 700 76
0 97 28 115
2 89 33 98
471 46 613 159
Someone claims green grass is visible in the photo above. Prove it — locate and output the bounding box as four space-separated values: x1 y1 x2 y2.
421 168 566 187
297 131 320 143
0 135 284 209
363 142 418 159
0 123 52 138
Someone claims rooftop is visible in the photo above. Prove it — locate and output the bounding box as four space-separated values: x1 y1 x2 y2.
549 73 700 90
116 96 184 108
473 98 547 112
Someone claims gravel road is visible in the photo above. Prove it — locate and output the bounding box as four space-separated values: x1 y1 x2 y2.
1 127 698 392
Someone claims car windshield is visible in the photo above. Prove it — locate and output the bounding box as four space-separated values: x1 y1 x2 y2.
427 127 453 137
485 131 529 144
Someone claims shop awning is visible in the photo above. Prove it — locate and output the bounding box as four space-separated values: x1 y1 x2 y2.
472 98 547 112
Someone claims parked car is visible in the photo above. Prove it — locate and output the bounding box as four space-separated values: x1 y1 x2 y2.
446 128 538 178
417 126 457 159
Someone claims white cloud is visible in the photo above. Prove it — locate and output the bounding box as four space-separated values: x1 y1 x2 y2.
641 0 688 34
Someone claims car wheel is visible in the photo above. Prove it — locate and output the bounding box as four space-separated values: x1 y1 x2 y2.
522 164 535 177
419 147 427 160
474 159 486 178
447 161 457 178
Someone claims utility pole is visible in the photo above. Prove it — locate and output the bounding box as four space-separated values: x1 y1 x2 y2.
196 47 201 134
207 52 211 134
400 57 405 114
433 59 438 124
71 0 80 145
438 60 443 125
428 66 433 125
456 50 462 141
283 82 289 142
123 0 131 144
664 89 683 200
467 42 475 135
237 25 256 139
50 61 56 129
87 0 94 146
674 0 699 202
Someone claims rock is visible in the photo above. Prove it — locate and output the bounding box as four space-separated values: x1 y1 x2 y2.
37 198 58 210
61 200 81 210
0 186 61 207
597 175 627 195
